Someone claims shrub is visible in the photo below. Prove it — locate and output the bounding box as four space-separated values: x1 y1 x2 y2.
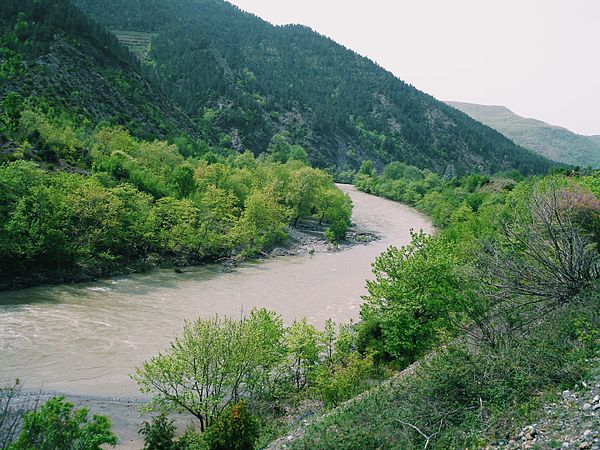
203 401 259 450
316 352 374 408
10 396 117 450
139 413 176 450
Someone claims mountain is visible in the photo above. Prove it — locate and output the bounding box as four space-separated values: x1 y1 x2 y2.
72 0 554 175
0 0 200 141
446 101 600 168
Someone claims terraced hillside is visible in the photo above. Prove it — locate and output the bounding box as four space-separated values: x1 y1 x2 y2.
111 30 154 61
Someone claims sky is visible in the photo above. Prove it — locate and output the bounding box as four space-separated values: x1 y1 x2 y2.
228 0 600 136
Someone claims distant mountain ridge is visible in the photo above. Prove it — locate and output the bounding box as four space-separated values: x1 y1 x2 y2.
447 101 600 168
70 0 555 175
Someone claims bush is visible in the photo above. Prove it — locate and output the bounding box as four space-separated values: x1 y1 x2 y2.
360 231 472 365
316 352 374 408
139 413 176 450
203 401 259 450
10 396 117 450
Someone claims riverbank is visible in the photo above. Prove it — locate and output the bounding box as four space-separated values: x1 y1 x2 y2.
0 185 434 448
0 219 378 292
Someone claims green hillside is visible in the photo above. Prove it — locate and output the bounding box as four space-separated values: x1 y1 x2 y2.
74 0 554 175
0 0 200 141
447 101 600 168
0 0 352 288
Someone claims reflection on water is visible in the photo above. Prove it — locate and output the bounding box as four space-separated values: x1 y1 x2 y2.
0 185 432 396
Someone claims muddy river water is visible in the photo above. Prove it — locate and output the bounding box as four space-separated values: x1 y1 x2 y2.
0 185 432 397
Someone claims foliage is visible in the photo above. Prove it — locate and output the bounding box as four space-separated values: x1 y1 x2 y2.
360 231 472 365
0 107 351 288
139 413 176 450
298 167 600 448
203 401 259 450
134 312 379 443
9 396 117 450
0 380 41 449
70 0 555 174
292 285 600 449
315 352 374 408
133 308 285 432
285 318 323 391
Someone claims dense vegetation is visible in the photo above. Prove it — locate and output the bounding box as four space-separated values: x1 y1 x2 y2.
288 166 600 448
133 310 378 448
0 97 351 289
448 101 600 168
73 0 555 175
0 386 117 450
0 1 594 448
0 0 201 141
121 165 600 449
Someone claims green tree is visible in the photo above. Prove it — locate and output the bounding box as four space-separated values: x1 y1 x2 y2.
286 318 322 390
203 401 259 450
360 231 469 365
133 309 285 432
139 413 176 450
170 164 196 198
1 91 23 131
10 397 117 450
234 188 290 254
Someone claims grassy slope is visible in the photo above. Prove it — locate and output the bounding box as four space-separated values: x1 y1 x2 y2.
285 285 599 449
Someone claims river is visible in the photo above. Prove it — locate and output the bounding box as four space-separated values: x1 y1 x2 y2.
0 185 432 398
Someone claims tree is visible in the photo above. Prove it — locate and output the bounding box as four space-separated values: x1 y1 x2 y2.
286 318 322 390
10 397 117 450
360 231 468 365
132 309 285 432
1 91 23 130
203 401 259 450
315 187 352 241
170 164 196 199
285 165 330 226
234 188 290 254
139 413 176 450
266 132 308 163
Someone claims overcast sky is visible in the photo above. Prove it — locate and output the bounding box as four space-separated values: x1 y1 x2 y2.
228 0 600 136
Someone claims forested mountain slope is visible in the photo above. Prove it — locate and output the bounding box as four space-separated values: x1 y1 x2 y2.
447 101 600 168
0 0 200 141
0 0 353 289
75 0 554 175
